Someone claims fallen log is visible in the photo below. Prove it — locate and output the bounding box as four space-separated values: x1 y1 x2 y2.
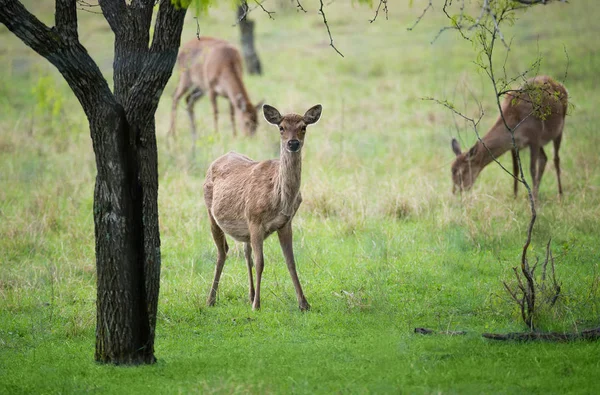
482 327 600 342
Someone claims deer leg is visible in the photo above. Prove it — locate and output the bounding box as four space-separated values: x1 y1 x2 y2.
206 211 229 307
249 226 265 311
168 73 191 140
229 101 237 137
537 146 548 197
277 222 310 311
209 89 219 134
244 242 255 303
185 89 204 154
511 148 519 198
529 145 540 200
553 134 563 196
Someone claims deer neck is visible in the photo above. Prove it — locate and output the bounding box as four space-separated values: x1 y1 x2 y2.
275 145 302 217
222 68 251 109
476 121 514 167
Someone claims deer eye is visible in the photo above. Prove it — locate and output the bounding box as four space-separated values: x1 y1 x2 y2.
301 126 307 132
279 126 284 132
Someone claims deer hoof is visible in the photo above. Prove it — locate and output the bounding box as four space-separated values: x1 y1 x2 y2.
299 301 311 312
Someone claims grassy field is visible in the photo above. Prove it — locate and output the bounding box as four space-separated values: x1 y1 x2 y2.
1 0 600 393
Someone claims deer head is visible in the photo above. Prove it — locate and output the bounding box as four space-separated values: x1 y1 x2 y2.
451 138 483 193
236 94 264 136
263 104 322 153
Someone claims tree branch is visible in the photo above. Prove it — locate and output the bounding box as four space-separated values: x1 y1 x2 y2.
318 0 343 57
56 0 79 41
0 0 114 121
98 0 127 35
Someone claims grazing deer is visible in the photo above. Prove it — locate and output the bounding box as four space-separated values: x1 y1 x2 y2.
203 104 322 311
451 75 568 199
168 37 263 142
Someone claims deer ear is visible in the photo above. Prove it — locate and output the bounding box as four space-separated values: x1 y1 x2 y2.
451 138 462 156
303 104 322 125
263 104 282 125
466 145 478 160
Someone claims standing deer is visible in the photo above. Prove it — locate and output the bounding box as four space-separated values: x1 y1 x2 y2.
168 37 263 142
451 75 568 199
203 104 322 311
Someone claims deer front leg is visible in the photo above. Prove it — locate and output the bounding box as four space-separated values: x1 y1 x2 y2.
511 148 519 198
553 135 563 196
209 88 219 134
206 212 229 307
168 73 191 141
537 146 548 197
249 226 265 311
277 222 310 311
244 242 255 303
529 144 540 201
185 89 204 156
229 101 237 137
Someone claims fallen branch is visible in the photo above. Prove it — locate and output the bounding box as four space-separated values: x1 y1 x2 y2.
483 327 600 342
414 327 467 336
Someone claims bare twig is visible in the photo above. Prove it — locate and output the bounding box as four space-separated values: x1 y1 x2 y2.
369 0 388 23
562 44 570 84
254 0 274 20
318 0 343 57
407 0 432 31
296 0 307 13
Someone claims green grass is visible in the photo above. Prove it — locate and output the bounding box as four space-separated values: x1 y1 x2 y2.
1 0 600 393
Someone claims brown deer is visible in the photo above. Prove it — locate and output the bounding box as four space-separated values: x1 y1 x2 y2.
451 75 568 199
203 104 322 311
168 37 263 142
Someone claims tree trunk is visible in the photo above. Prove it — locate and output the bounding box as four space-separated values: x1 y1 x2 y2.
0 0 187 365
237 4 262 75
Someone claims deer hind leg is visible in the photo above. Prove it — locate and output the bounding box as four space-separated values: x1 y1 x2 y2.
206 211 229 307
511 148 519 198
168 73 191 140
244 243 255 303
277 222 310 311
249 225 265 311
553 134 563 196
229 101 237 137
185 89 204 151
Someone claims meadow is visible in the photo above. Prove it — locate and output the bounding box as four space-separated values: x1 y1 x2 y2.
1 0 600 393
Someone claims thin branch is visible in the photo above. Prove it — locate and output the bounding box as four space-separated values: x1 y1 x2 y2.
369 0 388 23
562 44 570 84
296 0 307 13
407 0 432 31
253 0 274 20
318 0 344 57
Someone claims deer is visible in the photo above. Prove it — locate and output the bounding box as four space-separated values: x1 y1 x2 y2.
203 104 322 311
451 75 568 200
168 37 263 143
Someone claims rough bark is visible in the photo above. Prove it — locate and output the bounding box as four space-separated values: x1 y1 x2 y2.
0 0 187 365
237 4 262 75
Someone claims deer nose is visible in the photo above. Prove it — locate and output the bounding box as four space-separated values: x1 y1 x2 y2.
287 140 301 152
